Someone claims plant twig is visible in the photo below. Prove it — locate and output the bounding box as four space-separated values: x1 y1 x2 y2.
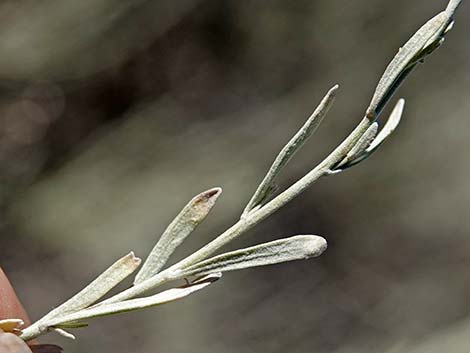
19 0 462 343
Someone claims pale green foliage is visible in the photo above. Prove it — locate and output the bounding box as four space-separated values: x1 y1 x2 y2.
17 0 462 344
134 188 222 284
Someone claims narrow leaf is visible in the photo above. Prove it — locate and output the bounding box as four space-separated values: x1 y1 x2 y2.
335 99 404 170
242 85 339 216
367 10 450 118
367 98 404 154
335 122 378 169
48 274 220 326
134 187 222 284
42 252 141 320
51 328 75 340
177 235 327 278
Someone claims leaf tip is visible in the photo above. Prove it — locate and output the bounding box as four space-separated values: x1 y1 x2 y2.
397 98 405 108
190 187 222 221
326 84 340 99
192 187 222 205
302 235 327 258
201 187 222 200
193 272 222 284
391 99 405 120
128 251 142 267
52 328 76 340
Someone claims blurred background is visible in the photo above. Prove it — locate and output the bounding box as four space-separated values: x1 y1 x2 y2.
0 0 469 352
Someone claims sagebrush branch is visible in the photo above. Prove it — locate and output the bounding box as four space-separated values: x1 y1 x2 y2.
18 0 462 343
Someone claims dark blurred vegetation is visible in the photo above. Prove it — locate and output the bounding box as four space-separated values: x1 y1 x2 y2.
1 0 469 352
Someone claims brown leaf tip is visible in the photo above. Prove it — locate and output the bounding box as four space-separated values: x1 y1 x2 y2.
193 187 222 204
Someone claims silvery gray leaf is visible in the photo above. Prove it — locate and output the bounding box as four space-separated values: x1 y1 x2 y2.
367 98 405 154
134 187 222 284
177 235 327 278
51 328 75 340
335 122 379 170
367 7 454 118
40 252 141 322
242 85 338 216
336 99 405 169
47 274 220 327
